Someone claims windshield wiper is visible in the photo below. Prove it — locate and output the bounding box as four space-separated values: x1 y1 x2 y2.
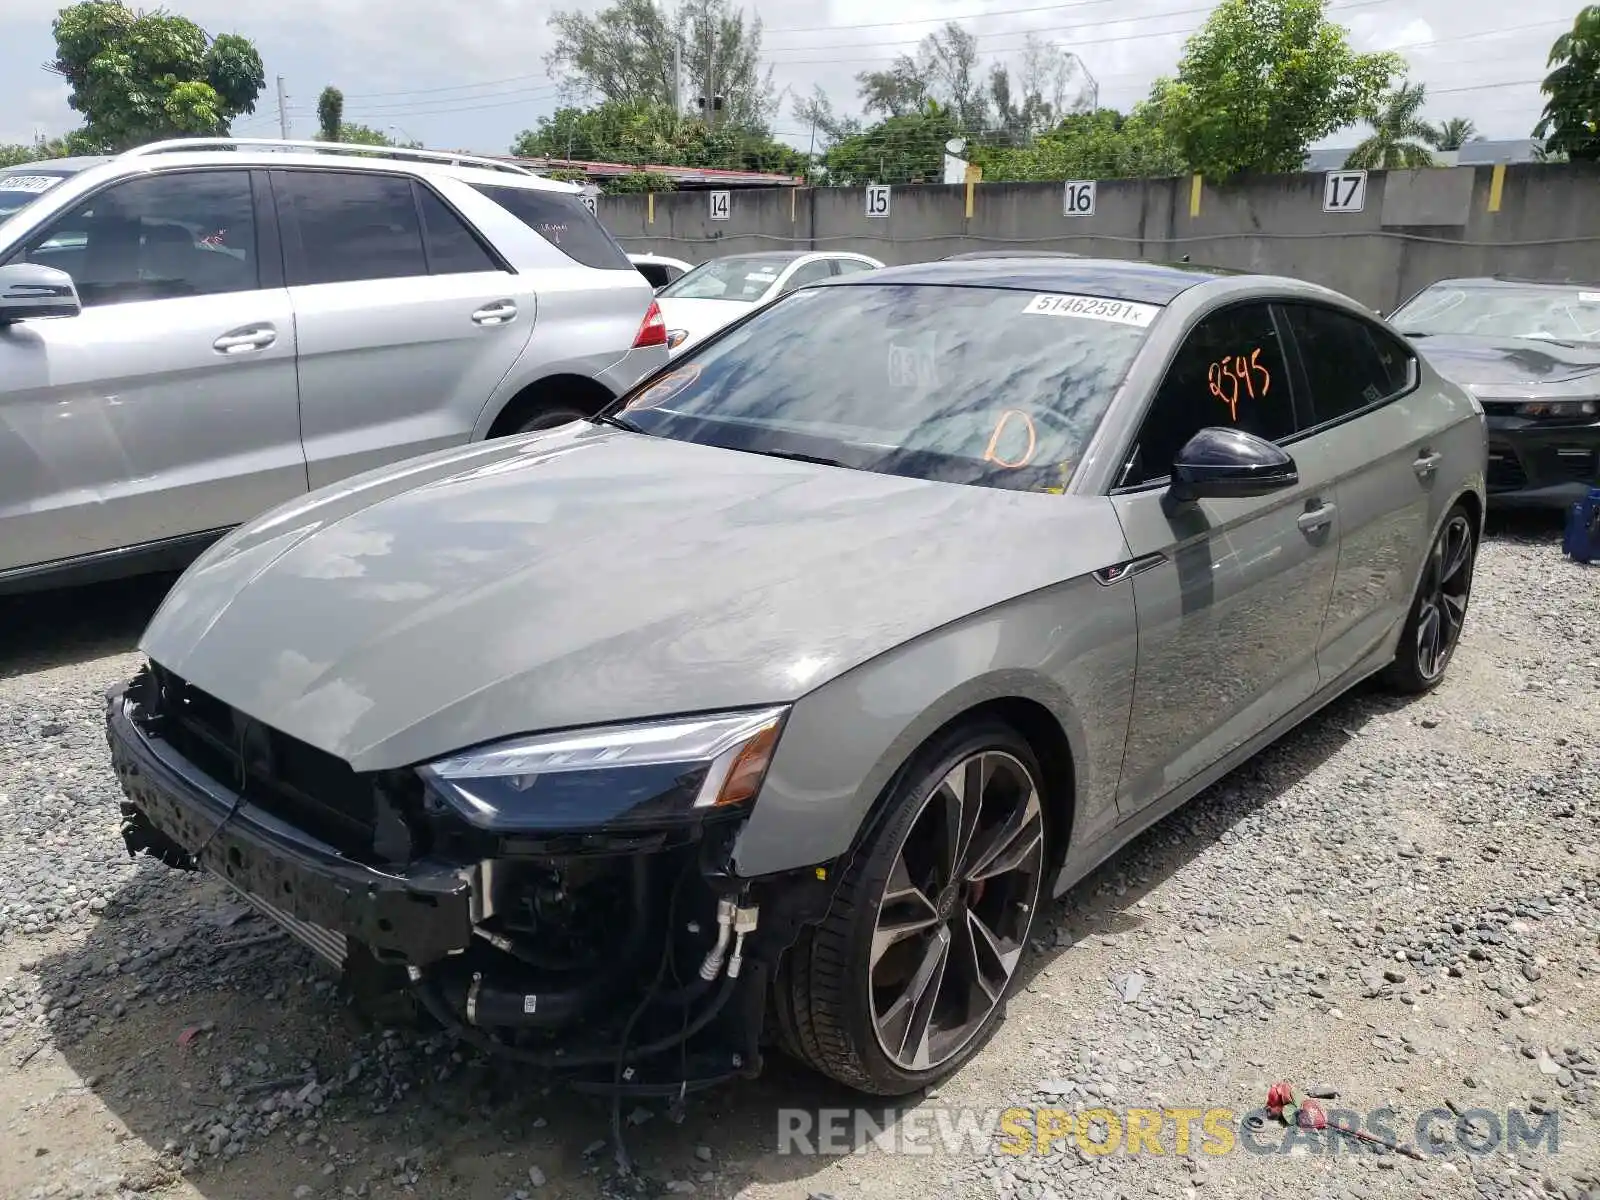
591 412 646 433
1396 330 1431 338
744 448 849 468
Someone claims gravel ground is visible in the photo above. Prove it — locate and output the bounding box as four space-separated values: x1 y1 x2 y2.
1 516 1597 1200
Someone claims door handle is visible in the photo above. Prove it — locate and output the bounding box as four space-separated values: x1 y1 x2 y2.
472 300 518 326
212 327 276 354
1413 449 1443 479
1297 502 1336 534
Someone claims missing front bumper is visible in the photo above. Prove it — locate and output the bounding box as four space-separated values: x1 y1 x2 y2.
107 680 475 967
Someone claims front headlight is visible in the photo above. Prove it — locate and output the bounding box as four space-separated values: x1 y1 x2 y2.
1513 399 1598 417
417 707 788 833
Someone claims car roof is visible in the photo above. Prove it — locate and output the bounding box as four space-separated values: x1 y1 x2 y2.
0 155 112 175
942 249 1083 260
825 256 1237 304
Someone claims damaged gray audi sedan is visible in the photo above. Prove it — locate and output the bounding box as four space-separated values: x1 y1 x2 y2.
109 258 1486 1097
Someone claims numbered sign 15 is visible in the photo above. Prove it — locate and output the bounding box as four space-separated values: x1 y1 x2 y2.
580 194 597 216
866 183 891 219
1063 180 1096 217
1322 170 1367 213
709 190 731 221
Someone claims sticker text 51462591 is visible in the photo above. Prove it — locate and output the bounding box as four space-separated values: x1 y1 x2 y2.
1023 294 1160 327
0 175 62 194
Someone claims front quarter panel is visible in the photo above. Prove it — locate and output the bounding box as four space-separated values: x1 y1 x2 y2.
732 556 1138 879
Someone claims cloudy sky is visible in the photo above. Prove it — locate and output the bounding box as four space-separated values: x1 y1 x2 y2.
0 0 1577 154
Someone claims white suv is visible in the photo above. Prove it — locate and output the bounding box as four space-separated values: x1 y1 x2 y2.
0 138 670 593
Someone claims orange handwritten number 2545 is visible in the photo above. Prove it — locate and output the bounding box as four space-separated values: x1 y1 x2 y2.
1207 348 1271 421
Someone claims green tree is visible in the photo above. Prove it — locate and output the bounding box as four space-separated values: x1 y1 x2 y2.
973 106 1183 181
317 87 344 141
1149 0 1400 179
48 1 265 151
1429 116 1478 150
545 0 775 130
1535 4 1600 162
821 101 960 185
857 21 990 129
1345 81 1437 169
512 100 801 174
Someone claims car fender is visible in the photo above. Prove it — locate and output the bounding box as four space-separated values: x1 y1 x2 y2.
731 572 1139 879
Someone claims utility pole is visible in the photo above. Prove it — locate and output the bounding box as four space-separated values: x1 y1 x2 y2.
276 75 290 138
705 31 716 130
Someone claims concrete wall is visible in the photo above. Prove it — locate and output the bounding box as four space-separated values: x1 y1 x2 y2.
602 163 1600 311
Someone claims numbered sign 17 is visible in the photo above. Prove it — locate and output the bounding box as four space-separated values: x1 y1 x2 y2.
1063 180 1096 217
1322 171 1367 213
709 190 731 221
865 184 891 218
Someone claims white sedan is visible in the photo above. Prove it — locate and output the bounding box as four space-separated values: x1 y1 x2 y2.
627 251 693 290
656 250 883 354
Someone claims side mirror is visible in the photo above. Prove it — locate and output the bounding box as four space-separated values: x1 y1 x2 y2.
1166 427 1298 504
0 263 80 323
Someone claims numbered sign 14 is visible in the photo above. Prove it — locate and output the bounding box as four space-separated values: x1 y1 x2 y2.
1063 180 1096 216
709 190 731 221
1322 171 1367 213
866 184 891 218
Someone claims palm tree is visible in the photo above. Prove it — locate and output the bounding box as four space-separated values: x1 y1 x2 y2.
1345 82 1438 169
1429 116 1478 151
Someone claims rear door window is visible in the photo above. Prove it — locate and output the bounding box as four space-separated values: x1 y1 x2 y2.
275 170 427 286
415 184 501 274
1280 302 1412 426
470 183 633 270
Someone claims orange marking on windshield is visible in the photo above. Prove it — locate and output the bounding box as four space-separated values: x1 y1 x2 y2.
984 409 1038 468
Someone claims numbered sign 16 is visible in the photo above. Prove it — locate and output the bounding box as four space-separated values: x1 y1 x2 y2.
866 183 891 219
1063 180 1097 217
1322 170 1367 213
580 194 597 216
709 190 731 221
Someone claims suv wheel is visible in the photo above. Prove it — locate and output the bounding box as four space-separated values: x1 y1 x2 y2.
775 720 1047 1094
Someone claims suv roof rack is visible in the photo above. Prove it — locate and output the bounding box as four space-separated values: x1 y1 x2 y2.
119 137 537 176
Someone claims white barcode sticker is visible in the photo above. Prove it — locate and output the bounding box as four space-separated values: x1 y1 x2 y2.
0 175 61 194
1579 292 1600 302
1023 293 1160 327
523 994 537 1014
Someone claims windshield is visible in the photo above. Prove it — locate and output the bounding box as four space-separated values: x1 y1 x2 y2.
657 255 796 301
1392 283 1600 344
0 169 77 225
615 282 1157 493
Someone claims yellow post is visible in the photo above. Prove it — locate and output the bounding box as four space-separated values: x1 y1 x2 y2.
1189 173 1203 218
647 191 655 224
1488 163 1506 214
965 178 975 219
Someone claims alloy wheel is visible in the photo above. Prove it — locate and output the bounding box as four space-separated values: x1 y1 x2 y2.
868 750 1045 1073
1415 513 1474 681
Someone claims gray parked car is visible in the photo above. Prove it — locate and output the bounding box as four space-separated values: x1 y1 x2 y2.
0 139 668 593
107 257 1485 1098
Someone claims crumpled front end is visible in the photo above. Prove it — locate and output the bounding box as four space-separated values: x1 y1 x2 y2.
107 662 835 1094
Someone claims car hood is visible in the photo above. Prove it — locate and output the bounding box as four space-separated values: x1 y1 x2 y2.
656 296 757 354
1414 333 1600 389
139 425 1125 772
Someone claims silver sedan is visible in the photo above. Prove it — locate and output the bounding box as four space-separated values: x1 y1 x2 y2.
107 257 1486 1097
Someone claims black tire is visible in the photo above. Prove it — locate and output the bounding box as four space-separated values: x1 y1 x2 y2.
1380 501 1477 695
774 719 1048 1095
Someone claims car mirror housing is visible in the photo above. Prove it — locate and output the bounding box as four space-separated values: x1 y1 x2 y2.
1166 426 1299 505
0 262 81 323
